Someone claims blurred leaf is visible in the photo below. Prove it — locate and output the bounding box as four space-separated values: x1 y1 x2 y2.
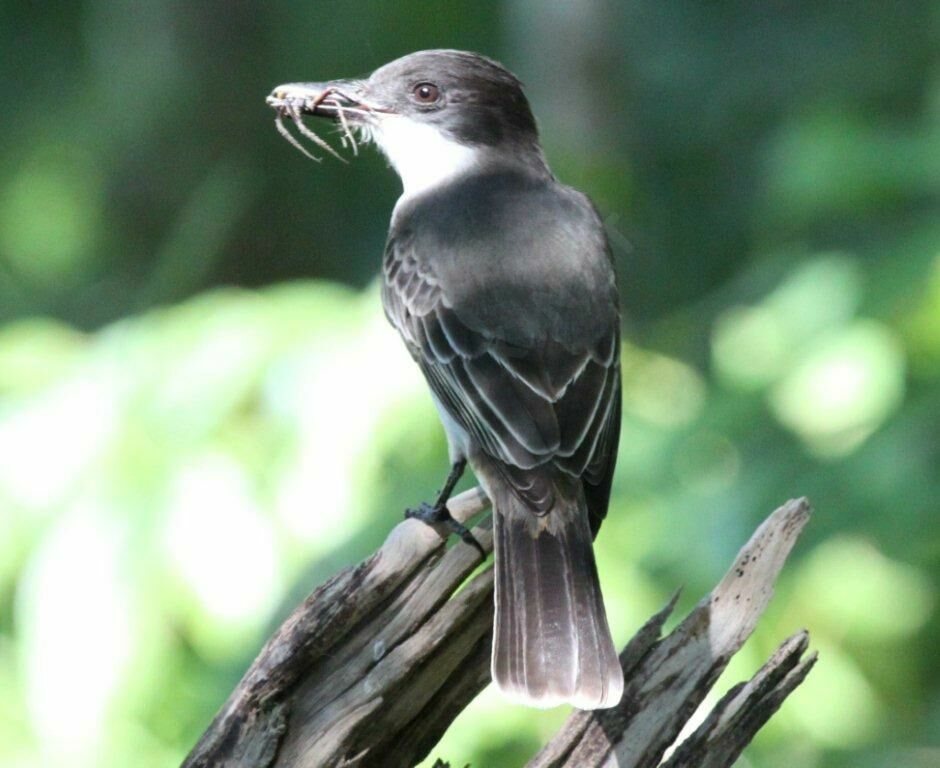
795 537 934 641
0 149 103 285
769 320 906 456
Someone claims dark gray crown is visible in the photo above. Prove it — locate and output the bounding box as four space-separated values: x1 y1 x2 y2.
367 50 539 147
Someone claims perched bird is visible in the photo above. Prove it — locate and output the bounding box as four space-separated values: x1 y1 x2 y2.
267 50 623 709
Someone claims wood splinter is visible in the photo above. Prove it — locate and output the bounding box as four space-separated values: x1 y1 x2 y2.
183 494 814 768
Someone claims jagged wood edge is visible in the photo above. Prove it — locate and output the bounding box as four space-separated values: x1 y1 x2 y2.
182 488 493 768
527 498 813 768
183 494 813 768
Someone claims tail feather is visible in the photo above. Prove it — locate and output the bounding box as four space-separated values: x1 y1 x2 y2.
491 479 623 709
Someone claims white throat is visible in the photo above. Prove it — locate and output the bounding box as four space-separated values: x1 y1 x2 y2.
370 114 482 201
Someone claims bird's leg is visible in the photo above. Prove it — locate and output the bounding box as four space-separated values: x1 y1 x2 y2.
405 459 486 558
435 457 467 505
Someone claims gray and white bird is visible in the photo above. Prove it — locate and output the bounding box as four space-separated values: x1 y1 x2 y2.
267 50 624 710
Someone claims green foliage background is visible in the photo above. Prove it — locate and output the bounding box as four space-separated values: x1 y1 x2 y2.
1 2 938 766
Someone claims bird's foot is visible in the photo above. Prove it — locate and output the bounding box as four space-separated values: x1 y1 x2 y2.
405 501 486 559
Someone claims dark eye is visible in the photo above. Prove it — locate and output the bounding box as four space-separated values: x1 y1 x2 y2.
412 82 441 104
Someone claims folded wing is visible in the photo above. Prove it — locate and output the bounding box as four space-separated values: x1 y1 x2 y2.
382 236 620 518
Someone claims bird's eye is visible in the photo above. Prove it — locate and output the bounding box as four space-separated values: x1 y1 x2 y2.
412 82 441 104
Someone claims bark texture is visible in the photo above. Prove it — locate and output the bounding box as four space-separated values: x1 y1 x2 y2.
183 492 813 768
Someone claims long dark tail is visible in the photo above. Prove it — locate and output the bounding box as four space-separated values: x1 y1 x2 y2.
490 477 623 709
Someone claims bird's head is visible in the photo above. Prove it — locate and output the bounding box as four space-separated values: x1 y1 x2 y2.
266 50 547 198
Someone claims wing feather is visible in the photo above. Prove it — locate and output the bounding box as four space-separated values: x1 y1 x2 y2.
382 236 619 513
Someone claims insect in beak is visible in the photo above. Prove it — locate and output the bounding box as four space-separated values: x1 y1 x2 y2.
266 81 381 162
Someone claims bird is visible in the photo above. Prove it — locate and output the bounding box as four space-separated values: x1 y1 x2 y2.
267 49 624 710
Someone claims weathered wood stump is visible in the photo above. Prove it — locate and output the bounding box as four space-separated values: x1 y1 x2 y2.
182 491 814 768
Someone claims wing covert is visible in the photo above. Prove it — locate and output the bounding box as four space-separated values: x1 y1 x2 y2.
382 236 620 514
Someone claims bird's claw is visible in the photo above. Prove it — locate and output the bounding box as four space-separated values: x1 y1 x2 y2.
405 501 486 559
